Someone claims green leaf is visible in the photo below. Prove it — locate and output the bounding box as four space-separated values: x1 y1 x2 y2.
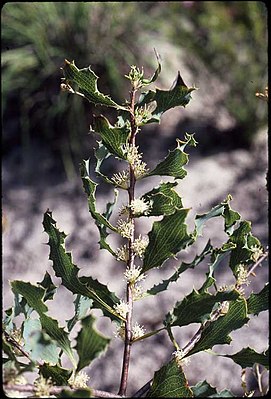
228 221 262 274
165 288 240 327
39 363 72 386
75 315 110 372
194 195 241 239
188 299 249 356
146 134 197 179
91 115 130 159
191 381 234 398
147 359 193 397
141 181 183 217
247 283 269 315
37 271 57 302
137 72 196 124
147 240 213 296
191 380 217 397
11 281 76 366
207 242 236 280
58 388 93 398
221 347 269 369
61 59 125 110
80 159 118 255
23 318 60 364
80 161 118 232
67 295 93 332
141 49 162 86
43 210 122 322
142 209 192 273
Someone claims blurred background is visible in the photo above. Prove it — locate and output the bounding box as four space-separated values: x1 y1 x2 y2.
2 1 268 396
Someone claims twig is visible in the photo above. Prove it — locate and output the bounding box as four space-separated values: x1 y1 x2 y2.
247 251 268 278
3 384 124 398
3 330 43 366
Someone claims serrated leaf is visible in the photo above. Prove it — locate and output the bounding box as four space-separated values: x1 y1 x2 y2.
23 318 60 364
191 380 218 397
141 181 183 217
11 281 75 366
43 210 122 322
222 347 269 369
80 160 118 255
147 359 193 397
142 209 192 273
192 381 234 398
67 295 93 332
91 115 130 159
141 49 161 86
147 240 213 296
80 161 118 232
37 271 57 302
247 283 269 315
146 134 197 179
165 288 240 327
39 363 72 386
228 221 262 274
188 299 249 356
75 315 110 372
137 72 196 124
62 59 125 110
194 195 241 239
207 242 236 280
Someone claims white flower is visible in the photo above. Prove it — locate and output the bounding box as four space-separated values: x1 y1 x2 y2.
236 264 250 286
114 300 130 318
34 376 53 397
68 371 89 389
250 245 263 262
172 349 190 367
132 322 146 340
116 219 134 239
123 144 149 179
124 265 145 284
131 284 145 300
132 235 149 258
111 170 129 189
116 245 129 262
130 198 152 216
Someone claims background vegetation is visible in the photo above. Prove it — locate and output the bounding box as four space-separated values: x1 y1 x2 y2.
2 1 268 180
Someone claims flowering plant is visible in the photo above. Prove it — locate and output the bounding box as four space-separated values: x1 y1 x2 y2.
3 54 269 397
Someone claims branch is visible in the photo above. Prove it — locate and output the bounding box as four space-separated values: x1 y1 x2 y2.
3 383 124 398
247 250 268 278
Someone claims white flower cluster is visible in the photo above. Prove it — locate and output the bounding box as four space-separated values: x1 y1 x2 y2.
34 376 53 397
68 371 89 389
124 264 145 285
124 144 149 179
236 264 250 286
114 300 130 318
115 322 146 341
130 198 152 216
172 349 190 367
115 244 129 262
116 219 134 239
250 244 263 262
111 170 129 189
132 235 149 258
131 322 146 340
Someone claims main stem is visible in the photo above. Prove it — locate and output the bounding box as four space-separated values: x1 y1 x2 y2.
118 87 137 396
